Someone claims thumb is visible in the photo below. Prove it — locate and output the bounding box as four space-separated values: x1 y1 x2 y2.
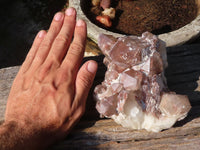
73 60 98 109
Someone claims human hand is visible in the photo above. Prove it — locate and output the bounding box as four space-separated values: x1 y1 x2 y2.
3 8 97 149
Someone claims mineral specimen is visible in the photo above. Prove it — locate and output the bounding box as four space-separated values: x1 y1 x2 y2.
94 32 191 132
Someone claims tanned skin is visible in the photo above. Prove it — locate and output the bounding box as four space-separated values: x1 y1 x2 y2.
0 8 98 150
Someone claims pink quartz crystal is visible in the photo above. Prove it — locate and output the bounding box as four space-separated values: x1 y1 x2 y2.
94 32 191 132
100 0 111 9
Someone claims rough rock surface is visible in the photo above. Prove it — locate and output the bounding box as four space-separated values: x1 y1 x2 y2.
94 32 191 132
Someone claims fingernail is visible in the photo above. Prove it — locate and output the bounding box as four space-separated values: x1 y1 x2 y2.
38 30 45 38
76 19 85 27
87 61 98 73
65 7 75 16
54 12 63 21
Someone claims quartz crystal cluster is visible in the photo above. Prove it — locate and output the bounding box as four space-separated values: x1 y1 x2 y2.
94 32 191 132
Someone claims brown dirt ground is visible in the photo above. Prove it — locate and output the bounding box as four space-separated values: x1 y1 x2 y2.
85 0 198 35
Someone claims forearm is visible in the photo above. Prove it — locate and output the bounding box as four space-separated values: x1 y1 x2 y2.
0 121 48 150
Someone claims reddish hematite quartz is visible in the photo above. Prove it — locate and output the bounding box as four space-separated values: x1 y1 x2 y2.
94 32 191 132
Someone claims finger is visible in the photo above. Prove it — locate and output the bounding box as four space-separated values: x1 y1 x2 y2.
30 12 64 70
20 30 46 73
61 19 87 73
46 8 76 63
72 60 98 113
59 61 97 135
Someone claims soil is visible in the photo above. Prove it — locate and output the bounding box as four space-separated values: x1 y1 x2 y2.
84 0 198 35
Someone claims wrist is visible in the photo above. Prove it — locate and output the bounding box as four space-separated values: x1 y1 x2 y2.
0 121 24 150
0 121 47 150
